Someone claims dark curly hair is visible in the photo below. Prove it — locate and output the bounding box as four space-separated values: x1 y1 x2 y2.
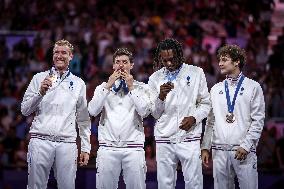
217 44 246 70
153 38 185 71
113 48 134 63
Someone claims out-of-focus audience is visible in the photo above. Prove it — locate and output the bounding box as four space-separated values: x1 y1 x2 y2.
0 0 283 172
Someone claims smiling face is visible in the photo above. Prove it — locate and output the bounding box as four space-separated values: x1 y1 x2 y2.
53 45 73 72
113 55 133 74
160 49 179 72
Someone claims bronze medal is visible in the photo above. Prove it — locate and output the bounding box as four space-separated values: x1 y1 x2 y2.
49 74 57 83
226 113 235 123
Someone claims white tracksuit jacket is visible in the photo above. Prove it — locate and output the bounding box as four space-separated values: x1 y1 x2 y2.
201 76 265 152
148 63 211 141
88 80 151 147
21 69 91 153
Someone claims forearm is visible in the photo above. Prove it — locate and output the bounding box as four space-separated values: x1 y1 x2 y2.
128 88 151 118
21 92 43 116
79 120 91 153
88 83 110 116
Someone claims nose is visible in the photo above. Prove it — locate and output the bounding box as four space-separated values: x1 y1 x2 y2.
165 60 172 67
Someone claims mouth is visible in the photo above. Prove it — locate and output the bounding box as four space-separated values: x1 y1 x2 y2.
166 65 175 71
56 59 65 63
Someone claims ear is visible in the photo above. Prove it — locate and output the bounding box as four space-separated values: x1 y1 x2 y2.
69 53 73 61
130 63 134 70
234 60 240 67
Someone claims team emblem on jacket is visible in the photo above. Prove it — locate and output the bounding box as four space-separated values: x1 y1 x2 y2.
69 81 74 90
219 90 223 94
186 76 191 86
240 87 244 95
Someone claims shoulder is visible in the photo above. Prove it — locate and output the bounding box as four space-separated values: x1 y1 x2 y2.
32 70 49 80
70 74 86 86
149 68 165 81
183 64 204 73
244 77 262 90
134 80 148 90
210 81 223 93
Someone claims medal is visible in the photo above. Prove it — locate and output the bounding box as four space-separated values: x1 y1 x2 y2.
226 113 235 123
49 74 57 83
224 74 245 124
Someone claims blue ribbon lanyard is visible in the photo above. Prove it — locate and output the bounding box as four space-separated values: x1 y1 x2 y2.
166 66 182 82
112 80 129 94
224 75 245 113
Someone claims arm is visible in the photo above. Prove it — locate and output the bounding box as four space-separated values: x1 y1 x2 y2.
88 83 110 117
201 107 215 150
240 84 265 152
201 106 214 168
191 69 211 124
21 75 43 116
77 83 91 154
148 77 165 119
128 84 151 118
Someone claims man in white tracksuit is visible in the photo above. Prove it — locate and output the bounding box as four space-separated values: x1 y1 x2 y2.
201 44 265 189
21 39 91 189
148 38 211 189
88 48 151 189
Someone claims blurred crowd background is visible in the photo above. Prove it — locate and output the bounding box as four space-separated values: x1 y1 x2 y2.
1 0 284 187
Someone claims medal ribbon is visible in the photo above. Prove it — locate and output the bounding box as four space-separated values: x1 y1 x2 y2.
112 79 129 94
165 66 182 82
49 67 70 83
224 75 245 113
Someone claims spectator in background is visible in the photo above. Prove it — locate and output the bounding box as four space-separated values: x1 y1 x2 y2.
276 136 284 169
145 144 157 172
257 127 276 169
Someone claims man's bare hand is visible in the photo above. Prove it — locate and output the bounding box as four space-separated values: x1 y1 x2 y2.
121 70 134 91
235 147 248 161
39 76 53 95
105 70 121 90
158 82 174 101
79 152 89 166
201 149 210 168
179 116 196 131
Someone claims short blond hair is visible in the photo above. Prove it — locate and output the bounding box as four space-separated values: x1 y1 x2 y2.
54 39 74 53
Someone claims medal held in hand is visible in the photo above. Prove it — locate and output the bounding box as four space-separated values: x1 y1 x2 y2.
224 75 245 124
49 69 57 84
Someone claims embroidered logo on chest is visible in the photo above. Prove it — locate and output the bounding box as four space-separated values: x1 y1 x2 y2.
69 81 74 90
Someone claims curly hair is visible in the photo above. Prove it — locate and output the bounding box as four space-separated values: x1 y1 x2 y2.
54 39 74 53
217 44 246 70
153 38 185 71
113 48 134 63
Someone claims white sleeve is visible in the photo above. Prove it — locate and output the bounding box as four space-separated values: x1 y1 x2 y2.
76 82 91 153
21 74 43 116
201 107 214 150
240 83 265 152
128 84 151 118
88 83 110 117
148 77 165 119
191 69 211 124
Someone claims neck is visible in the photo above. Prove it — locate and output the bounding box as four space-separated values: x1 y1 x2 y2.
227 69 241 79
